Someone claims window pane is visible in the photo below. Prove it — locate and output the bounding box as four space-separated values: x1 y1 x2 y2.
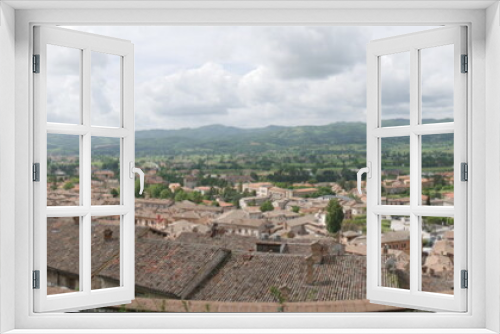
91 137 121 205
421 134 454 206
91 52 121 127
47 134 80 206
421 45 454 124
380 52 410 127
381 137 410 205
47 217 80 295
380 215 410 290
421 216 454 294
46 44 81 124
91 215 121 290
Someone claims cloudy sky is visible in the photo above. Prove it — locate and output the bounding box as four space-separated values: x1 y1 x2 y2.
49 25 453 130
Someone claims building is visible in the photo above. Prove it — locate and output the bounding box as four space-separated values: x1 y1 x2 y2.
183 176 198 189
242 182 273 197
381 231 410 253
292 188 318 198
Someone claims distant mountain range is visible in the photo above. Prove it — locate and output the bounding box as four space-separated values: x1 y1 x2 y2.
47 119 453 157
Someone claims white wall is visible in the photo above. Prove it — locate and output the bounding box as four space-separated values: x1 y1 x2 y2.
0 2 16 333
9 6 491 331
485 2 500 332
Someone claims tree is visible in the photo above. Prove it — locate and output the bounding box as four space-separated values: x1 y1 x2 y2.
63 181 74 190
291 206 300 213
148 184 167 198
425 190 431 206
174 189 188 202
187 191 203 204
110 188 119 198
160 189 172 199
326 199 344 234
260 200 274 212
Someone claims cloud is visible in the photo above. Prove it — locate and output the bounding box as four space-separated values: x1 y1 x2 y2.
90 51 121 127
142 62 241 118
258 27 369 80
380 51 411 120
46 45 81 124
55 25 450 130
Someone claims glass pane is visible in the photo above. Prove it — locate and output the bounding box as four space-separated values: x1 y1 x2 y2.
380 52 410 127
46 44 81 124
380 215 410 290
381 137 410 205
91 137 121 205
47 217 80 295
421 134 454 206
91 52 121 127
91 215 121 290
421 216 454 294
47 134 80 206
421 45 454 124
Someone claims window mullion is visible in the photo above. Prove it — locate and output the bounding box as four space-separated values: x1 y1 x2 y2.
82 47 92 294
409 47 420 294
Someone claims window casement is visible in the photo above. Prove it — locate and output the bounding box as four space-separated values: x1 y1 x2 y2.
365 26 467 312
33 26 137 312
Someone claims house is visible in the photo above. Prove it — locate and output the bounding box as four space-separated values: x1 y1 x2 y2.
94 170 115 180
268 186 292 200
183 175 198 189
168 183 182 192
351 203 367 216
381 231 410 254
342 231 362 243
145 174 166 185
166 220 210 238
194 186 211 195
292 188 318 198
242 182 273 197
285 215 325 236
217 219 272 237
239 196 271 208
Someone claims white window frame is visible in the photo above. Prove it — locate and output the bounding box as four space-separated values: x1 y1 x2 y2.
1 2 498 333
33 26 136 312
366 26 467 312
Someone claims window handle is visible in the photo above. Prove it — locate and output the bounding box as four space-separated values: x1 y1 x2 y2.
129 162 144 195
357 162 371 195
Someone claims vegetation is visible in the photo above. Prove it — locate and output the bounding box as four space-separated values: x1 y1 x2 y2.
326 199 344 234
63 181 74 190
47 120 454 203
260 200 274 212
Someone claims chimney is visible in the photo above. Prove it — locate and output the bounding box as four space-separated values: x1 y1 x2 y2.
279 284 291 301
210 223 218 238
305 255 315 285
104 229 113 241
310 241 324 264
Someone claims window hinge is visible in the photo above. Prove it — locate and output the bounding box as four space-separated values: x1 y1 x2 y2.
33 270 40 289
461 270 468 289
33 163 40 182
461 162 468 181
461 54 468 73
33 54 40 73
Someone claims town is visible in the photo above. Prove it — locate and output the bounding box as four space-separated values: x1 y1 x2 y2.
46 154 455 312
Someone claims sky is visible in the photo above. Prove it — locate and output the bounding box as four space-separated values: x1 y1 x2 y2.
47 26 454 130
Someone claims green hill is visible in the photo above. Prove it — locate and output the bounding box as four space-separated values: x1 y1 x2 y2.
47 119 453 157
